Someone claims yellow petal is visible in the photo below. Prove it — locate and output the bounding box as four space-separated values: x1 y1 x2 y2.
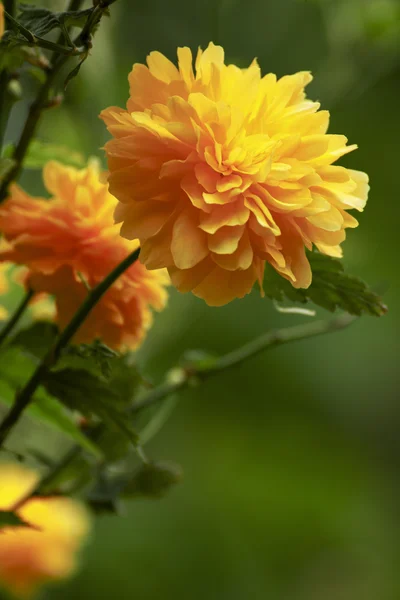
171 210 209 268
208 225 244 254
199 200 250 233
192 264 257 306
0 464 39 510
212 229 253 270
147 51 180 83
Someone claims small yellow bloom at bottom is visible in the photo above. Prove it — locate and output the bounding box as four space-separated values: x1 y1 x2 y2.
0 463 91 599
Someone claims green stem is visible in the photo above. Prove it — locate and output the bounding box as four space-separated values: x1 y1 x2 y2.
0 248 140 448
0 288 34 347
28 312 356 499
132 313 357 414
0 0 119 202
204 313 356 373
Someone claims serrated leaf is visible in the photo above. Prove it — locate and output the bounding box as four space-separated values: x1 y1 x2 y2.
43 368 139 447
262 252 387 317
56 340 118 380
24 140 86 170
0 510 28 529
0 347 101 457
16 4 91 38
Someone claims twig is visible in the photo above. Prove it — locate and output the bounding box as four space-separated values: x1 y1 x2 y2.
132 313 357 414
27 312 356 500
0 0 119 202
0 247 140 448
0 288 34 347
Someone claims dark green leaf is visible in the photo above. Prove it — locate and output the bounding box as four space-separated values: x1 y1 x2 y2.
17 5 92 38
0 347 100 456
0 511 29 529
122 461 183 499
57 341 119 380
262 252 387 317
43 368 139 446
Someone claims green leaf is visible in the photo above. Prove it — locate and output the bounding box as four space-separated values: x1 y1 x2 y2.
10 321 58 360
24 140 86 170
0 157 16 182
43 368 139 447
122 461 183 499
262 252 388 317
0 511 29 529
57 340 119 380
0 347 101 457
17 4 91 38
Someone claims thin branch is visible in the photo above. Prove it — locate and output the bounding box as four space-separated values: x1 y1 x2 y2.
0 288 34 347
25 312 357 500
0 247 141 448
132 313 357 414
0 0 119 202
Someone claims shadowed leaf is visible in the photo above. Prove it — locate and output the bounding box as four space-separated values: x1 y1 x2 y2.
263 252 387 317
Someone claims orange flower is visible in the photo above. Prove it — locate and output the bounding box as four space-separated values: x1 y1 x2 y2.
101 42 368 306
0 160 169 350
0 463 90 599
0 2 4 40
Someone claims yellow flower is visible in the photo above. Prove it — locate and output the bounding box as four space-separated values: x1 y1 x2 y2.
0 462 90 599
101 42 368 306
0 160 169 350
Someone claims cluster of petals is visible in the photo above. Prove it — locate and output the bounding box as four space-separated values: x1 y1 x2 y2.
0 160 169 350
101 42 369 306
0 462 90 598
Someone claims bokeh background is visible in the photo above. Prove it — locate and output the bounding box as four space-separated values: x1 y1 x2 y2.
2 0 400 598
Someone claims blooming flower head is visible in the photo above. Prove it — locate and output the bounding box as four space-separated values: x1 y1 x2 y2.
0 160 169 350
101 43 368 306
0 462 90 598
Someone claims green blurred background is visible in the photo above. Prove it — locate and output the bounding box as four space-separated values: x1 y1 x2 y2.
3 0 400 598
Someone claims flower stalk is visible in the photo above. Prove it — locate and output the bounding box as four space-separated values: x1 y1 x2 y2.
132 313 357 414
